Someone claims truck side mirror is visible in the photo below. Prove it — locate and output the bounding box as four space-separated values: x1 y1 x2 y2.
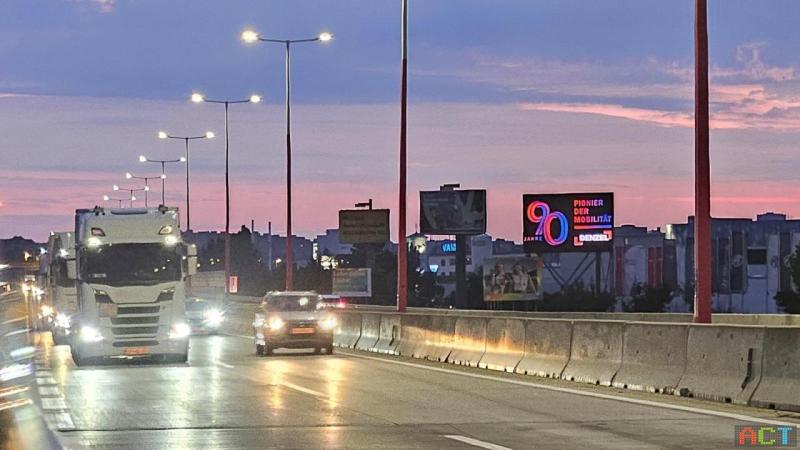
186 244 197 276
66 259 77 280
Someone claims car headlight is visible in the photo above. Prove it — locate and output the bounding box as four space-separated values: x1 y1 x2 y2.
204 308 224 327
319 317 337 331
267 317 285 331
80 326 104 343
55 313 71 329
169 322 191 340
40 305 54 317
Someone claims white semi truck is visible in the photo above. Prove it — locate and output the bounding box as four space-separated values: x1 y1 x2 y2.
69 206 196 365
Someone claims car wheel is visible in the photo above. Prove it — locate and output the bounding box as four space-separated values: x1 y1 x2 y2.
256 344 265 356
265 345 274 356
326 343 334 355
313 346 322 355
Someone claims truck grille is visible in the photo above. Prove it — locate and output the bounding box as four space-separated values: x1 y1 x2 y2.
112 326 159 336
111 316 159 325
118 305 160 315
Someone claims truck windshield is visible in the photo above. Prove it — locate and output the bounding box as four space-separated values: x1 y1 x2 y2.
81 243 181 286
263 295 320 312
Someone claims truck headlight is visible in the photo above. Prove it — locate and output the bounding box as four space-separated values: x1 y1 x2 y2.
169 322 191 340
319 317 337 331
55 313 71 329
204 308 224 327
80 326 104 343
267 317 285 331
40 305 54 318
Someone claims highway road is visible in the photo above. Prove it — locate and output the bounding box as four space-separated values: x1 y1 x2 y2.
4 287 800 449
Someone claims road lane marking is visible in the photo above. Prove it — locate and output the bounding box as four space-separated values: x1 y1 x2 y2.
40 397 67 410
38 386 60 397
214 361 235 369
345 352 800 427
36 370 53 377
444 435 513 450
44 412 75 431
36 376 57 385
280 381 328 399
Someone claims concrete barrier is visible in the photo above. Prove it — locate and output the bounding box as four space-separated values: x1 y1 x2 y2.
447 317 487 367
418 315 455 362
478 318 525 372
612 322 689 393
515 319 572 379
561 320 624 386
676 325 764 405
355 313 381 352
396 314 430 358
749 327 800 411
373 314 401 354
333 312 362 348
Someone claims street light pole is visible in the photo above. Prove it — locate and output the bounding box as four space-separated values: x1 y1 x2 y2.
191 93 260 295
241 30 332 291
112 185 147 208
158 130 214 231
125 173 161 207
694 0 712 323
397 0 409 312
139 155 184 206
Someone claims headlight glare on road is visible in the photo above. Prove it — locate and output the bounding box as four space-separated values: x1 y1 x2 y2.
40 304 54 317
319 317 337 330
80 326 103 343
55 313 71 329
169 322 191 340
204 308 224 327
267 317 285 331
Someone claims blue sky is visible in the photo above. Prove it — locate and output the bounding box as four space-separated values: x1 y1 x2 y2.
1 1 800 240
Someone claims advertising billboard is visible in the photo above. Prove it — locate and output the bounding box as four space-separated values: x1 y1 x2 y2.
338 209 390 244
523 193 614 253
332 268 372 297
483 255 543 302
420 189 487 235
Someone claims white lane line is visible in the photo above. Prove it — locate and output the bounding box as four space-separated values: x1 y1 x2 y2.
35 370 53 377
40 397 67 410
214 361 235 369
38 386 60 397
44 412 75 431
444 435 513 450
36 376 57 385
345 352 800 427
280 381 328 399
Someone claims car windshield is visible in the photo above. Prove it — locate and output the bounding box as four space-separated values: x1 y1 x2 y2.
263 295 320 312
81 243 181 287
186 300 206 311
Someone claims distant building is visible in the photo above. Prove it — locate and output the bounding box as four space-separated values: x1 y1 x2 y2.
314 229 353 259
614 225 677 296
666 213 800 313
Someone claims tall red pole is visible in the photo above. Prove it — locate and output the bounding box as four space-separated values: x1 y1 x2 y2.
694 0 712 323
285 41 294 291
397 0 408 312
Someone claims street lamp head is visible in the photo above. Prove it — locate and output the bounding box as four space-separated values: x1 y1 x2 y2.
113 185 120 191
241 29 260 43
131 196 137 201
103 195 110 201
144 186 150 192
160 173 167 179
191 93 205 103
205 131 215 139
249 94 262 104
125 172 132 179
139 155 147 163
179 156 187 162
158 131 168 139
318 32 333 42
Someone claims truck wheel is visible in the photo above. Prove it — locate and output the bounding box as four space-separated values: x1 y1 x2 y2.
265 345 274 356
256 344 265 356
326 342 334 355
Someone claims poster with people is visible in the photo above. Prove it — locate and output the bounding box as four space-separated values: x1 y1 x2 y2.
483 255 543 302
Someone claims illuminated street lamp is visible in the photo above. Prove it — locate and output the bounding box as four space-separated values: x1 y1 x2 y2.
138 155 185 205
158 130 215 230
113 184 148 208
191 92 261 294
124 172 161 207
103 194 127 208
241 28 332 290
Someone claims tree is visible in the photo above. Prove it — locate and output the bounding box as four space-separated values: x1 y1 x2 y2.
623 283 673 312
775 244 800 313
538 283 615 312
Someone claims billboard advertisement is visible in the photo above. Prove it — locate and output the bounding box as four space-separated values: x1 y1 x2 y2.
523 193 614 253
420 189 487 235
483 255 543 302
338 209 390 244
332 268 372 297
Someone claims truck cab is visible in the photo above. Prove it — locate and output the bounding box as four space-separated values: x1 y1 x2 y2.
71 206 196 365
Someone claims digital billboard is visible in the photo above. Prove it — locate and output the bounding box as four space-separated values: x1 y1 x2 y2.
338 209 390 244
523 193 614 253
483 255 543 302
420 189 486 235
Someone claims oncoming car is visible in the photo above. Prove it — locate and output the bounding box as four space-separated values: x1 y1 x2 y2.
253 291 336 356
185 298 225 334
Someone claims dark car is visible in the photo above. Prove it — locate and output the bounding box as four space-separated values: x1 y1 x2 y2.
253 291 336 356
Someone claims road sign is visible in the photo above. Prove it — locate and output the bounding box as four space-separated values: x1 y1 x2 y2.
229 276 238 294
523 193 614 253
332 268 372 297
339 209 390 244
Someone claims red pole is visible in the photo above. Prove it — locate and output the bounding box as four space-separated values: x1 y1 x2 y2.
397 0 408 312
285 41 294 291
694 0 712 323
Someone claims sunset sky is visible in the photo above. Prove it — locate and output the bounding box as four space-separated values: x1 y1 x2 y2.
2 0 800 242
